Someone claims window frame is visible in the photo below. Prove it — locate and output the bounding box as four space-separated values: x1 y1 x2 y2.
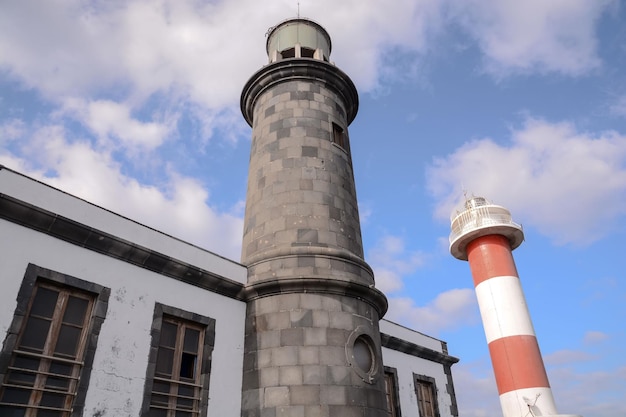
383 366 402 417
331 122 350 152
141 303 215 417
413 373 440 417
0 264 110 417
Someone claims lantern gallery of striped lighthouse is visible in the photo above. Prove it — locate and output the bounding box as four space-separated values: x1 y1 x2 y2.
449 197 580 417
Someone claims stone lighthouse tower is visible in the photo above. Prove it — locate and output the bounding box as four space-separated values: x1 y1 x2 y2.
239 18 389 417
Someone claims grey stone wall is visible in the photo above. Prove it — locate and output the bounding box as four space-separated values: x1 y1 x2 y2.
240 52 389 417
241 78 370 286
241 293 388 417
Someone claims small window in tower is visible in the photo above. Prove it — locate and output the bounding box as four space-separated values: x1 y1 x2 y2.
332 122 349 151
281 48 296 59
301 47 315 58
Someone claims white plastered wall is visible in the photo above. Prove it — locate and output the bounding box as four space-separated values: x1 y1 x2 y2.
0 169 247 417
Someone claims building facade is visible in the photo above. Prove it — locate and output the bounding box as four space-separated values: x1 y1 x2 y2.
0 17 459 417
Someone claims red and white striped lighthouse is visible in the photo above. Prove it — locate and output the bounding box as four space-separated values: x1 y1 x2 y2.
449 197 580 417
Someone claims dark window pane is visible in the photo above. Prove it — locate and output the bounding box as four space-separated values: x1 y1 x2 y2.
159 322 177 348
148 409 168 417
178 384 195 398
7 370 36 386
183 328 200 353
40 391 66 408
38 411 63 417
177 396 194 410
49 361 73 376
152 380 170 393
282 47 295 58
31 287 59 318
175 412 192 417
179 353 197 379
13 355 40 370
150 393 169 407
301 47 315 58
0 406 26 417
156 348 174 376
45 375 70 391
63 296 89 325
55 324 81 357
20 316 51 351
1 386 31 404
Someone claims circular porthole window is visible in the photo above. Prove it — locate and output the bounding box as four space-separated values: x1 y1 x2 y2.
346 327 378 384
353 335 374 373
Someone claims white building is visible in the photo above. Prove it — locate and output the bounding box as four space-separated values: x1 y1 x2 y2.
0 166 458 417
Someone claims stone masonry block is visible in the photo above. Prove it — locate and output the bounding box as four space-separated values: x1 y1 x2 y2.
300 294 323 310
265 386 290 407
304 405 327 417
279 366 303 385
319 346 346 366
272 346 298 366
298 346 320 365
326 329 347 346
290 385 320 406
321 386 346 405
321 296 342 311
277 406 305 417
260 368 279 387
280 328 304 346
259 330 281 349
278 293 300 311
328 405 362 417
302 365 326 385
304 328 327 346
264 312 291 329
329 311 354 330
258 349 272 368
346 387 368 407
327 366 351 385
290 310 313 327
312 310 329 327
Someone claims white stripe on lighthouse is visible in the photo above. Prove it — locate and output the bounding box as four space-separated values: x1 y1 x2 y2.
475 275 536 343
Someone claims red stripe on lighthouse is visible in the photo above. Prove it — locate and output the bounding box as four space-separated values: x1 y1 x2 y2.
467 234 518 286
488 334 551 395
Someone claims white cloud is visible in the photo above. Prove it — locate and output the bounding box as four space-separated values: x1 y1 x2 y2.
385 289 478 336
549 365 626 417
428 118 626 245
0 0 440 106
368 235 427 294
544 349 596 365
60 99 173 149
0 123 244 260
0 119 25 144
583 330 610 344
450 0 614 76
609 95 626 117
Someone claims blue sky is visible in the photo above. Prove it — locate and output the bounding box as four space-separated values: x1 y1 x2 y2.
1 1 625 416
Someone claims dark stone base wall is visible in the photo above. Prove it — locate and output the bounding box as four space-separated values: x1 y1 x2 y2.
241 292 389 417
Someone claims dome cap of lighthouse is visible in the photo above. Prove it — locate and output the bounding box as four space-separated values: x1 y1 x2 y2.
266 18 331 63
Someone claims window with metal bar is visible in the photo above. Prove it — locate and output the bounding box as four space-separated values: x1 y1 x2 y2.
384 367 401 417
142 304 214 417
0 282 95 417
414 374 439 417
149 318 204 417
